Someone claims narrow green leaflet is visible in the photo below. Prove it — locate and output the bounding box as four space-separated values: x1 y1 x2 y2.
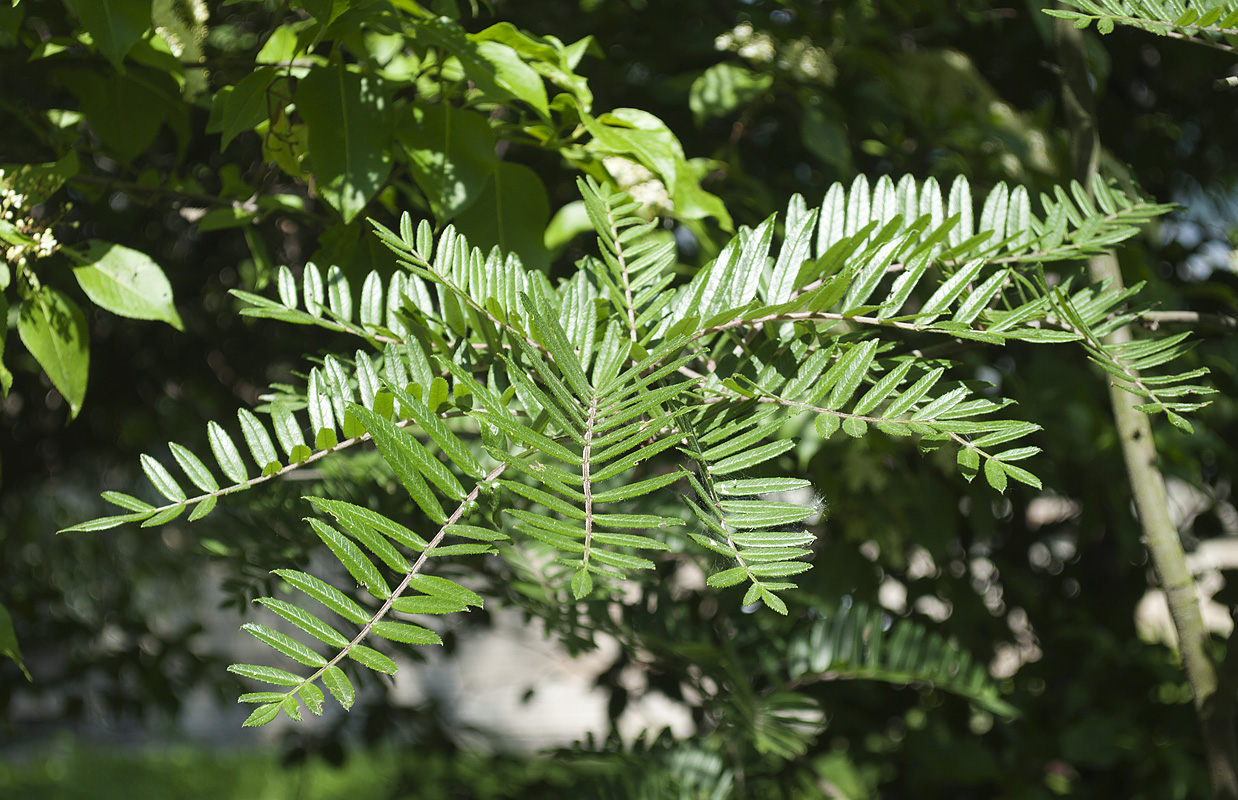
168 443 219 493
140 454 186 503
71 241 184 330
227 663 304 687
322 666 355 710
238 408 280 473
273 569 369 625
308 519 391 599
256 598 349 648
0 602 31 682
348 644 398 675
372 621 442 646
242 623 327 668
207 421 248 484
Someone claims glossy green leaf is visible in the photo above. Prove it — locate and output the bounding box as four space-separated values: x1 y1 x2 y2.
18 287 89 419
400 102 497 224
216 67 280 150
72 241 183 330
689 62 772 125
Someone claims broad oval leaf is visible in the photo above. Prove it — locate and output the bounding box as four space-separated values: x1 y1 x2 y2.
72 241 183 330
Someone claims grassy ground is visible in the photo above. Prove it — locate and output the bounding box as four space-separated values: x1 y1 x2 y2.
0 738 595 799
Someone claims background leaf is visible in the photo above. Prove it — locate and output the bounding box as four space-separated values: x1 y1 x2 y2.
454 162 551 272
399 103 498 225
297 65 394 224
67 0 151 69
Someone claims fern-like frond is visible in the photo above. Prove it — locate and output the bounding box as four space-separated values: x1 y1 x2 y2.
232 262 432 344
706 331 1044 492
1046 1 1238 49
785 599 1017 718
370 216 553 348
449 294 699 598
60 346 437 532
677 400 818 616
230 400 507 727
578 176 679 341
659 174 1170 346
1046 277 1218 431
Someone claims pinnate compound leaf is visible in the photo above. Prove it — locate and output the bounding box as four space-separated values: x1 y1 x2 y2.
71 241 183 330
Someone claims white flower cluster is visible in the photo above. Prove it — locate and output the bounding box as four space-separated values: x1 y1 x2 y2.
714 23 835 86
603 156 675 215
0 168 60 270
715 22 777 63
